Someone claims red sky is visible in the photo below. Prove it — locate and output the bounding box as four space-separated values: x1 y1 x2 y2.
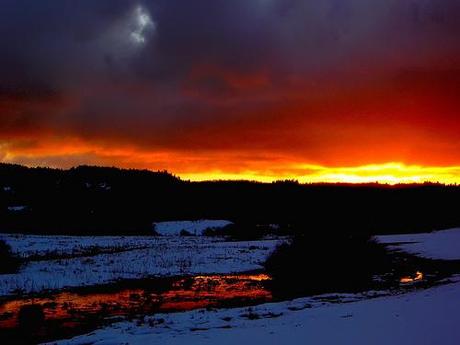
1 1 460 183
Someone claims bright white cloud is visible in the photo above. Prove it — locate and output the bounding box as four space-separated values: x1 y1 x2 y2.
130 5 155 45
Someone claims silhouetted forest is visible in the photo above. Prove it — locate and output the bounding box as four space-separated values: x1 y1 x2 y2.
1 163 460 236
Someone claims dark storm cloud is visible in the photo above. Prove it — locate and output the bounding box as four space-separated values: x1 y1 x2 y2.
2 0 460 84
1 0 460 154
0 1 133 85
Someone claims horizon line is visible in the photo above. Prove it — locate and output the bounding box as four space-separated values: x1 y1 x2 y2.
3 161 460 186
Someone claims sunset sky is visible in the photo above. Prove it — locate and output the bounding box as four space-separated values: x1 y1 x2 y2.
1 0 460 183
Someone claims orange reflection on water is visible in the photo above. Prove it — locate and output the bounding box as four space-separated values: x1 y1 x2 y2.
400 271 423 284
0 273 272 330
161 274 271 311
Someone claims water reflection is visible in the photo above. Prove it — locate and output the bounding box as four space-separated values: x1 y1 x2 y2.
400 271 423 284
0 273 271 338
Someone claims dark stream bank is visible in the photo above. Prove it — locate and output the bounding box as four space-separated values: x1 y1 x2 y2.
0 273 271 344
1 245 460 344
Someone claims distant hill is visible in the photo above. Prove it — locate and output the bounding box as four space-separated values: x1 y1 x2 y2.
1 163 460 236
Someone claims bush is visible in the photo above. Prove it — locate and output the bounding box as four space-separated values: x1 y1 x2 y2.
264 233 391 297
180 229 193 236
18 304 45 333
0 240 21 274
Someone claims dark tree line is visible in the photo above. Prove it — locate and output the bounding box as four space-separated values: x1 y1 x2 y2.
1 163 460 236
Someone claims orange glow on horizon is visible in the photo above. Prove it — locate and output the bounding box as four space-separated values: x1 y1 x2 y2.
3 139 460 185
180 163 460 185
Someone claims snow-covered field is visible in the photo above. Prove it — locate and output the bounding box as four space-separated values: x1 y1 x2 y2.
44 227 460 345
2 220 234 259
377 227 460 260
0 233 282 296
0 233 158 259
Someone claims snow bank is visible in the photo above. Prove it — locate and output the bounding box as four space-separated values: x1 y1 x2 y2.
377 227 460 260
7 206 27 212
153 220 232 236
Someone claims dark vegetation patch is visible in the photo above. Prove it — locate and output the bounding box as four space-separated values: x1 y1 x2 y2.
0 240 21 274
204 223 289 240
265 234 389 297
17 304 45 333
179 229 193 236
